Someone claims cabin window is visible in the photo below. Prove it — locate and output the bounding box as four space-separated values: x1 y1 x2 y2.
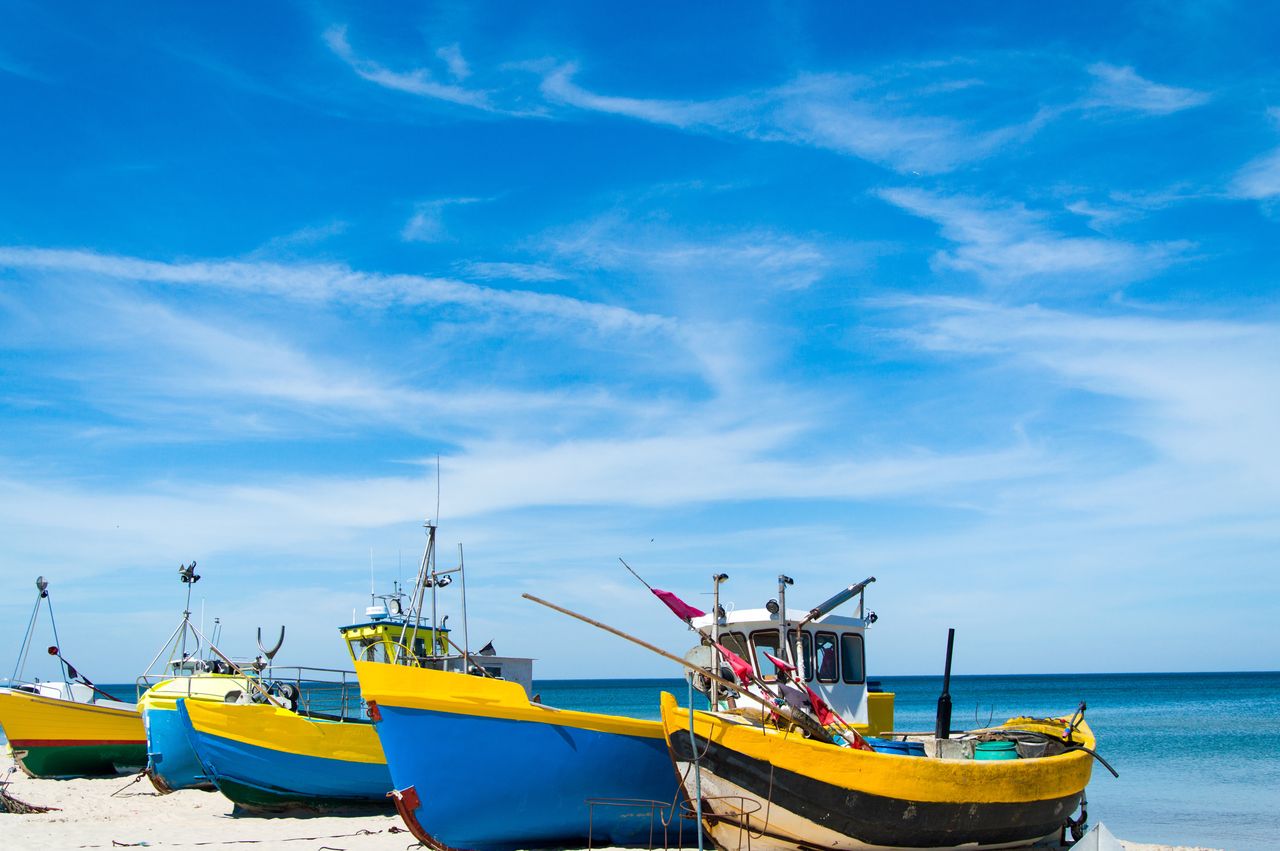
412 637 427 658
786 630 814 681
814 631 838 683
719 631 750 664
749 630 783 682
840 633 865 684
355 637 389 664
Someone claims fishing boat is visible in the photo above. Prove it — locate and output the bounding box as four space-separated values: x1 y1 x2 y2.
353 524 680 851
177 521 536 814
0 577 146 778
655 577 1100 851
138 562 255 792
358 662 677 851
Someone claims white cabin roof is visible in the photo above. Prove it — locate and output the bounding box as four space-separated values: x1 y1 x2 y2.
692 607 867 631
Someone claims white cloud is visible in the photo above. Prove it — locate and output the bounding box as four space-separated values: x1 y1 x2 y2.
548 217 833 292
401 197 483 243
325 26 494 111
1231 148 1280 200
893 297 1280 490
876 188 1192 287
436 44 471 81
540 65 1041 175
540 62 752 129
0 245 674 336
458 261 570 282
1084 63 1210 115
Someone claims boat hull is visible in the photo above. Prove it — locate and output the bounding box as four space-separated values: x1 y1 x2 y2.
178 699 392 812
140 675 252 792
660 693 1093 851
356 661 681 851
0 687 145 778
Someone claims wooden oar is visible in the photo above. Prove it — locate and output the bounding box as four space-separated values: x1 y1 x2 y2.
522 593 833 744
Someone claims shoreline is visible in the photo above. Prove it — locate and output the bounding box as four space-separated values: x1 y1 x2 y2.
1 768 1226 851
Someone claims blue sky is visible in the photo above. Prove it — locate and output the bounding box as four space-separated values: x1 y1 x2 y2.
2 2 1278 682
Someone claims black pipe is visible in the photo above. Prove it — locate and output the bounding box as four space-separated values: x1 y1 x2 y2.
935 628 955 740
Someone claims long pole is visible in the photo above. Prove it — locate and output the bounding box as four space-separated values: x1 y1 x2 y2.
709 574 726 708
688 674 703 851
459 543 470 662
935 628 955 740
521 593 832 743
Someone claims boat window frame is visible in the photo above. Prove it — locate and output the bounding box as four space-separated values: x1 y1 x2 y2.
814 630 839 683
719 631 750 664
840 632 866 684
748 629 784 682
785 629 814 682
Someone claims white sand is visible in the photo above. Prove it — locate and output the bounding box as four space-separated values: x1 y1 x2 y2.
0 763 1225 851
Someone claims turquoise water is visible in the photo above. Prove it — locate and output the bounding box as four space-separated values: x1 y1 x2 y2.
533 671 1280 851
6 672 1275 849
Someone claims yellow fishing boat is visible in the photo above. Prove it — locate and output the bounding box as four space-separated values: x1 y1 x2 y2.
654 577 1102 850
661 693 1097 850
0 577 145 778
0 684 144 778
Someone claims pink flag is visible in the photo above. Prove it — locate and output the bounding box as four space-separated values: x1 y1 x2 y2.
651 588 706 622
714 643 756 684
803 683 837 726
763 652 796 673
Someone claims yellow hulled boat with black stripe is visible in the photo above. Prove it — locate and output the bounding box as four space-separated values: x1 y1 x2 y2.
661 693 1095 850
652 576 1100 850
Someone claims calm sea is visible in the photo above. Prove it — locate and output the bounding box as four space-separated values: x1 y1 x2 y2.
5 671 1275 850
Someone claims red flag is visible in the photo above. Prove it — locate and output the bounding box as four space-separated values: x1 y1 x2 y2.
651 588 706 622
714 643 755 684
803 683 836 726
763 652 796 673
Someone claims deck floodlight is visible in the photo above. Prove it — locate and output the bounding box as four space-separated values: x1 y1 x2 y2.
36 576 48 596
766 599 780 615
436 574 453 588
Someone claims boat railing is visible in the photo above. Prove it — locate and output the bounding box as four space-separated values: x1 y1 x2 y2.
260 666 365 721
135 664 366 721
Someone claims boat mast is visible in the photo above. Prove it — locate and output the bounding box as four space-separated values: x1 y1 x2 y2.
777 574 794 671
404 519 437 663
709 573 727 708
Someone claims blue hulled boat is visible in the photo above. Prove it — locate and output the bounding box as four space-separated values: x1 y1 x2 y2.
356 660 680 851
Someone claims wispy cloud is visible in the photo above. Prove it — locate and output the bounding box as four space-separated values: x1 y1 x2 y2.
876 188 1192 288
541 65 1042 175
1231 148 1280 200
401 197 483 243
325 25 493 111
436 44 470 81
324 25 544 117
539 62 754 129
893 297 1280 490
1230 110 1280 200
1083 62 1211 115
0 246 673 335
548 216 834 292
458 261 570 282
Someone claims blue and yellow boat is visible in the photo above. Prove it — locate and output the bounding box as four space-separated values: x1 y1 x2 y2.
357 659 680 851
176 598 455 812
177 696 389 811
177 521 541 814
138 561 256 792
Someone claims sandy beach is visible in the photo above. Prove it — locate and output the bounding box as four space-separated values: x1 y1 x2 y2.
1 763 1224 851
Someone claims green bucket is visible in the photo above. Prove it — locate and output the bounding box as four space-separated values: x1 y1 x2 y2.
974 740 1018 761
